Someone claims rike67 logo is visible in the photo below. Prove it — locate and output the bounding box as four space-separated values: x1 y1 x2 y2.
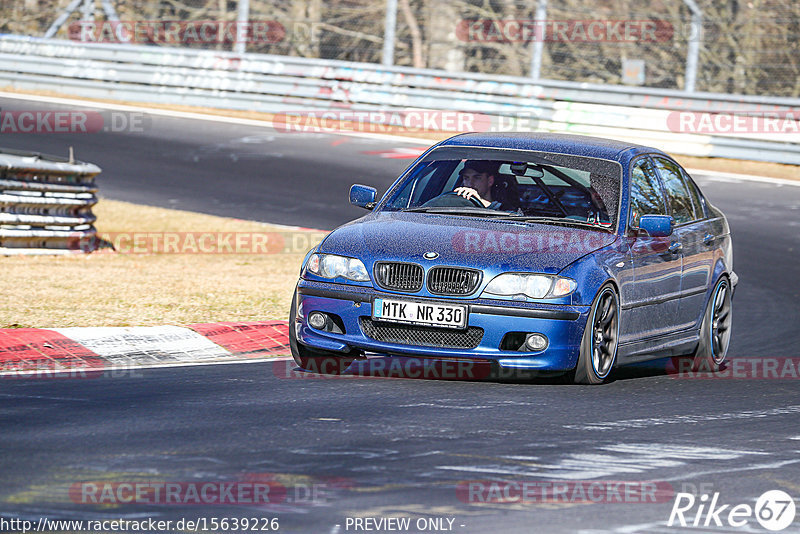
668 490 796 531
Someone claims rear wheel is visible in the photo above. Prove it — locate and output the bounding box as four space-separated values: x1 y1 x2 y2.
574 285 619 385
693 276 732 372
289 292 356 375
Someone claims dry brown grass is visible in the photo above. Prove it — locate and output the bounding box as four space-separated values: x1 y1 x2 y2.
0 199 325 328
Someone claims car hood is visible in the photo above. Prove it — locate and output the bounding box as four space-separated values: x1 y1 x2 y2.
319 211 617 274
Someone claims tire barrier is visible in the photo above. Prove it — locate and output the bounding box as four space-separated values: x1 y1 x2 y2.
0 147 101 255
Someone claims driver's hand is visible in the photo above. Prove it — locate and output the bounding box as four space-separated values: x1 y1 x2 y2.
453 187 491 207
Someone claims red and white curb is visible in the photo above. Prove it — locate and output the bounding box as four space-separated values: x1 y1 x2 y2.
0 321 291 376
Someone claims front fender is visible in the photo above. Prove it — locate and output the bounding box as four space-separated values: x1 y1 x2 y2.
557 238 629 306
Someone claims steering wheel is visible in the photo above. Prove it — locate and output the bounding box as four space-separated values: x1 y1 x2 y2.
421 191 485 208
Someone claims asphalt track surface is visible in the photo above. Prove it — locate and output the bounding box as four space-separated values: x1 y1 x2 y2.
2 95 800 533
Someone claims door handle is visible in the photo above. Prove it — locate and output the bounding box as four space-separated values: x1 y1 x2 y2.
703 233 715 246
668 241 683 254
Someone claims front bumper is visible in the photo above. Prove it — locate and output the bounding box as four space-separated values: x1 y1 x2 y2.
295 279 590 371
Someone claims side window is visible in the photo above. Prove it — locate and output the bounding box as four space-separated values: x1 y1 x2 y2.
683 172 706 219
629 158 667 230
654 157 696 225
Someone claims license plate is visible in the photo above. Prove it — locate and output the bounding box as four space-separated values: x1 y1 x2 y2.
372 298 468 329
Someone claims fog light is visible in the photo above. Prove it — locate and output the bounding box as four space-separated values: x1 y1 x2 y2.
308 312 327 330
525 333 548 351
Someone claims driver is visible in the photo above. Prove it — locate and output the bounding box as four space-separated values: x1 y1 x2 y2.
453 160 501 208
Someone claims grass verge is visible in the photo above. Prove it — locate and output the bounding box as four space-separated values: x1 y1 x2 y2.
0 199 324 328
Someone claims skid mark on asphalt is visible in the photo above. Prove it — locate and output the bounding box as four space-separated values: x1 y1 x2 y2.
0 393 92 402
656 458 800 484
436 444 766 480
563 405 800 431
399 402 498 410
586 520 771 533
397 398 544 410
290 448 399 460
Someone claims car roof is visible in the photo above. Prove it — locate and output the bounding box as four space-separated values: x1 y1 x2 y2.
439 132 665 164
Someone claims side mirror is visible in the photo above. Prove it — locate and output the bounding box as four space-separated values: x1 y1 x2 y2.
638 215 673 237
350 184 377 210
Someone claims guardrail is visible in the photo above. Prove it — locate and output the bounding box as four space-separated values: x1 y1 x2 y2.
0 35 798 165
0 147 100 255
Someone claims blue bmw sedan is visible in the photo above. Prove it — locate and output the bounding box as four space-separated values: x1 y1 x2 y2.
290 133 737 384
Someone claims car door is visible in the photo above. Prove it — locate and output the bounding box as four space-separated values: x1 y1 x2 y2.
619 156 682 343
653 157 714 331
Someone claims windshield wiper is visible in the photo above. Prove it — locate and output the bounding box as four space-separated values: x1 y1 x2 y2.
494 215 614 231
401 206 506 216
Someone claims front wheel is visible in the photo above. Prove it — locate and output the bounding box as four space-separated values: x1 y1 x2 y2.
574 284 620 384
289 292 356 375
693 276 732 372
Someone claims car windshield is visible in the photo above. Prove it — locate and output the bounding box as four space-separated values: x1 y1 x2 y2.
382 146 622 229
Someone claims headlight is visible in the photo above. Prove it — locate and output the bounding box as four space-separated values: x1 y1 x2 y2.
305 254 370 282
482 274 576 299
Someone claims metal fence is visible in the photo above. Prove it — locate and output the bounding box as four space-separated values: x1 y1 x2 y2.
0 35 798 165
2 0 799 97
0 147 100 255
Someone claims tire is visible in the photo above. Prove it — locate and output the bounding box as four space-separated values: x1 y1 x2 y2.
574 284 620 385
289 292 356 375
693 276 732 372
